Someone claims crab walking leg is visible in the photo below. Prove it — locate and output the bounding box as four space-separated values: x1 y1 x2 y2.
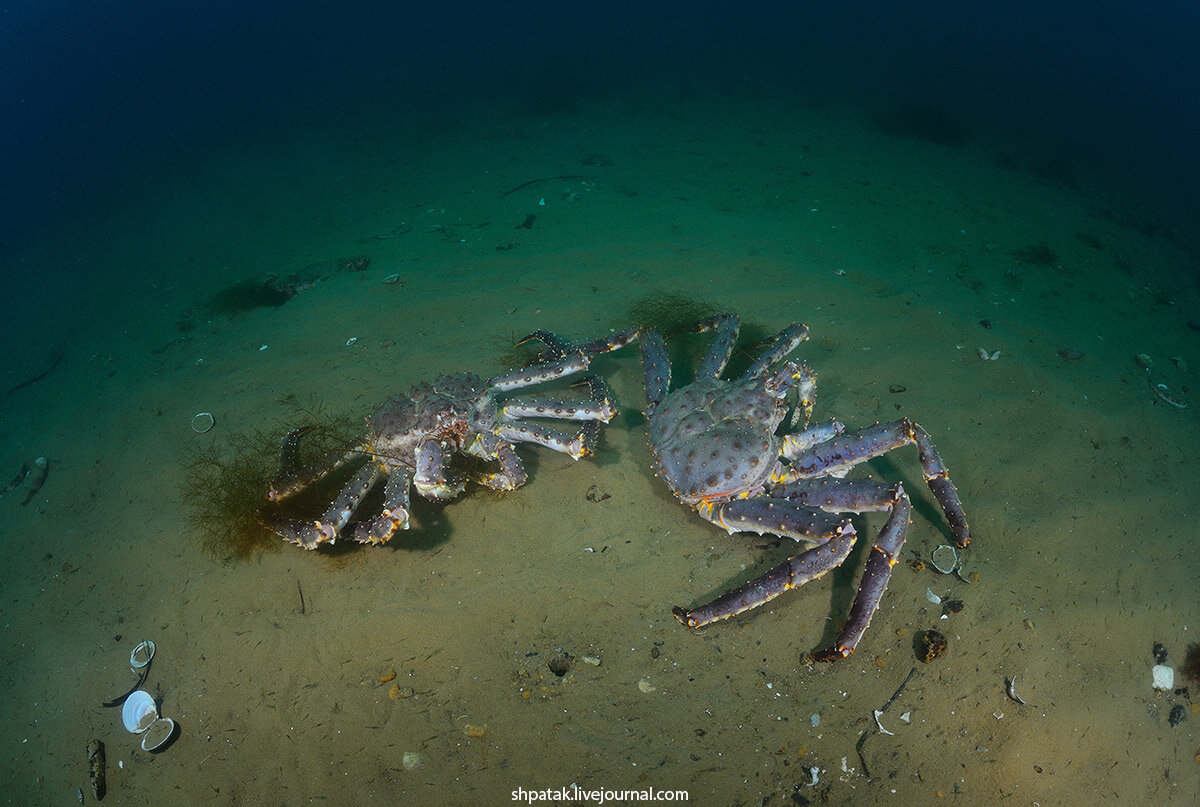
498 421 588 459
267 461 383 549
574 375 614 456
352 468 413 545
519 326 641 361
413 437 464 500
744 323 809 379
780 420 845 458
813 490 913 661
500 396 615 422
639 328 672 411
773 476 904 513
673 498 858 627
487 353 591 392
473 439 529 491
269 437 360 502
694 314 740 380
780 418 970 547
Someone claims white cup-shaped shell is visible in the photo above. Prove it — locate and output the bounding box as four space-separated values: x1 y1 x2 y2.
141 717 176 751
130 640 155 669
122 690 158 734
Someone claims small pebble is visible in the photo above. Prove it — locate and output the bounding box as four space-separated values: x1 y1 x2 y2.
916 629 947 663
402 751 422 770
581 656 601 666
637 679 656 693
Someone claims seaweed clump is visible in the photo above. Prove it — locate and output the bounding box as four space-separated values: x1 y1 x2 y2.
181 398 359 562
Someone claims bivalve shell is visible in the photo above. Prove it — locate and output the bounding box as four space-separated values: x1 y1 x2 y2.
140 718 175 752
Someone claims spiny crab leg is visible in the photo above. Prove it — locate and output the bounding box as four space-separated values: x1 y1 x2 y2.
778 418 970 547
266 462 383 549
487 353 590 392
413 436 464 501
694 314 740 380
745 324 810 379
639 329 672 412
673 498 857 627
352 468 412 545
471 438 528 491
498 421 587 459
500 395 615 422
268 429 360 503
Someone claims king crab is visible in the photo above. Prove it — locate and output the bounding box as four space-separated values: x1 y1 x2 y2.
624 314 971 660
262 329 636 549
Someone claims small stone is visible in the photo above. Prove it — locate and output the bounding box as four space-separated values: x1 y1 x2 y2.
637 678 656 693
1152 664 1174 691
1168 704 1187 728
402 751 422 770
581 656 601 666
916 629 947 663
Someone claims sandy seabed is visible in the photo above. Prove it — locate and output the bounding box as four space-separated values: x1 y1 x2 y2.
1 92 1198 805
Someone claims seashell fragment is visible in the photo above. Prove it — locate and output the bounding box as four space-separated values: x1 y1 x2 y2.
930 545 958 574
637 678 656 693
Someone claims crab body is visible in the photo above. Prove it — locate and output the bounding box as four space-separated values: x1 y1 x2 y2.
264 335 625 550
630 314 971 661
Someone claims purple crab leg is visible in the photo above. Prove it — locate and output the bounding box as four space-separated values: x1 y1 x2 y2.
487 353 590 393
780 420 845 458
673 497 857 626
497 421 587 459
744 323 809 379
352 468 412 545
500 395 615 422
413 436 464 500
694 314 740 380
780 418 970 547
268 430 359 502
266 461 382 549
574 375 613 456
773 476 902 513
576 326 641 358
473 439 528 491
813 487 913 662
640 328 671 411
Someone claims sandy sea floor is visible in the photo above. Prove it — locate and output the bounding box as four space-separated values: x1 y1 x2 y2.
1 92 1198 805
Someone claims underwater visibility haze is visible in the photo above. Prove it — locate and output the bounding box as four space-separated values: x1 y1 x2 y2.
1 1 1198 804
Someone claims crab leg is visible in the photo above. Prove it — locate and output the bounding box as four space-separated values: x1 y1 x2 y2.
501 396 615 422
266 461 382 549
413 436 465 500
694 314 740 380
780 420 845 458
639 328 672 412
744 323 809 379
473 439 528 491
575 375 613 456
268 430 360 502
812 487 913 662
519 326 641 361
779 418 970 547
673 498 857 627
352 468 413 545
497 421 587 459
487 353 590 392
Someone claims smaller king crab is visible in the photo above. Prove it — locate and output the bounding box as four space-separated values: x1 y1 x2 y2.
263 329 636 549
619 315 971 661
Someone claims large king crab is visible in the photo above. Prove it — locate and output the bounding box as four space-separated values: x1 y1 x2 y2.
627 314 971 660
263 329 635 549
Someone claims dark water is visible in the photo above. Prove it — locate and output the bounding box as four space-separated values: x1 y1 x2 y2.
4 1 1199 259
